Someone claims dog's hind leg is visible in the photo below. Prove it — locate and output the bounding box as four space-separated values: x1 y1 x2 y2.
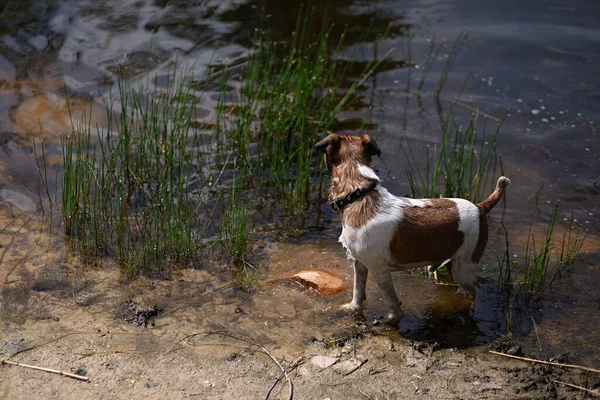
341 260 368 311
450 257 478 295
369 266 403 322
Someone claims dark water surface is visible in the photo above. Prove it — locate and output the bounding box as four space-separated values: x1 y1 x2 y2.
0 0 599 366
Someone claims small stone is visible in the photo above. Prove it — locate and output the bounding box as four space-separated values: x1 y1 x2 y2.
310 355 339 369
298 366 310 376
332 356 368 376
0 190 36 212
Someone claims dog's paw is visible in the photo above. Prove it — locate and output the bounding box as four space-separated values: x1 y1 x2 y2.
372 312 402 326
387 311 402 323
340 302 362 312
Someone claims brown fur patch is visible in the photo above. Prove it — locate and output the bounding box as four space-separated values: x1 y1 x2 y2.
343 190 381 228
477 177 510 215
390 199 464 265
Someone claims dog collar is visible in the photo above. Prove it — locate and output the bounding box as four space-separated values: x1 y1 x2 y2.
330 182 378 212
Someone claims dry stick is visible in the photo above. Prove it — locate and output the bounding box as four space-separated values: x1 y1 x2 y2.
489 351 600 374
187 331 294 400
553 380 600 397
1 358 89 382
255 341 293 400
265 357 303 400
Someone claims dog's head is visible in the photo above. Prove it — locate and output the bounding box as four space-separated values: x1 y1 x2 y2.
314 134 381 171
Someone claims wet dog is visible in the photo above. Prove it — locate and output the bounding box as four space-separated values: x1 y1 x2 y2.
315 133 510 322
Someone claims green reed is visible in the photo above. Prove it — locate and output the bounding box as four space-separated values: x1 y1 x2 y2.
404 110 502 202
434 30 469 98
551 211 588 284
499 205 588 334
60 66 204 277
218 8 386 223
45 9 384 279
519 206 558 296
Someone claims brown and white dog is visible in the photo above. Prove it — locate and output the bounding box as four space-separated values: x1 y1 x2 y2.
315 133 510 322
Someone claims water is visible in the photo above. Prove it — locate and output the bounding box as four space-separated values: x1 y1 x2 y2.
1 0 599 367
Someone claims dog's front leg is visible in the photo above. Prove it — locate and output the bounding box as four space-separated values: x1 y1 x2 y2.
341 260 368 311
370 266 402 322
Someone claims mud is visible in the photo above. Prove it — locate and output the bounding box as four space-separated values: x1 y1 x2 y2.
120 300 163 328
1 210 599 399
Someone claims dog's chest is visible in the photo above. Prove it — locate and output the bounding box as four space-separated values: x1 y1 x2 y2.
338 206 401 265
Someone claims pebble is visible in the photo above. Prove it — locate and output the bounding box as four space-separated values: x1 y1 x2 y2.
332 356 368 376
310 355 339 369
0 189 36 212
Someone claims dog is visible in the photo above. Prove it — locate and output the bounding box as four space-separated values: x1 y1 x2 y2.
315 133 510 322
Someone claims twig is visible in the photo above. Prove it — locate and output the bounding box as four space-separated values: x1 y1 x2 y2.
1 358 89 382
410 380 419 392
0 211 25 235
5 332 83 360
256 341 293 400
433 281 459 287
79 348 136 359
489 351 600 374
265 357 303 400
553 380 600 397
169 331 295 399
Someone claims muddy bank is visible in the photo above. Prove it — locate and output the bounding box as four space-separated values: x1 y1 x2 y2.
2 293 599 399
1 210 599 399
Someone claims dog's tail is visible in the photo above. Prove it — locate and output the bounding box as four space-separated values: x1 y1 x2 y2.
477 176 510 215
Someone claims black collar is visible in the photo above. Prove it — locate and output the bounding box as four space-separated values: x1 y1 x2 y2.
330 182 378 212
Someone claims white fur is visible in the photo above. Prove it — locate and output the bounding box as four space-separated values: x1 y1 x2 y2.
454 198 481 256
339 186 427 268
338 166 485 320
357 164 380 182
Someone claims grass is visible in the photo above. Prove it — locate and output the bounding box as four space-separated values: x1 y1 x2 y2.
223 8 391 223
37 8 386 280
518 206 559 295
499 205 588 334
403 110 503 202
434 30 469 98
551 211 588 284
60 67 204 277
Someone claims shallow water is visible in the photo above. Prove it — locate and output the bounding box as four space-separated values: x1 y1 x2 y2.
1 0 599 367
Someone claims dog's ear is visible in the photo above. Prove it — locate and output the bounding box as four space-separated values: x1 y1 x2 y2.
314 134 340 152
361 134 381 158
